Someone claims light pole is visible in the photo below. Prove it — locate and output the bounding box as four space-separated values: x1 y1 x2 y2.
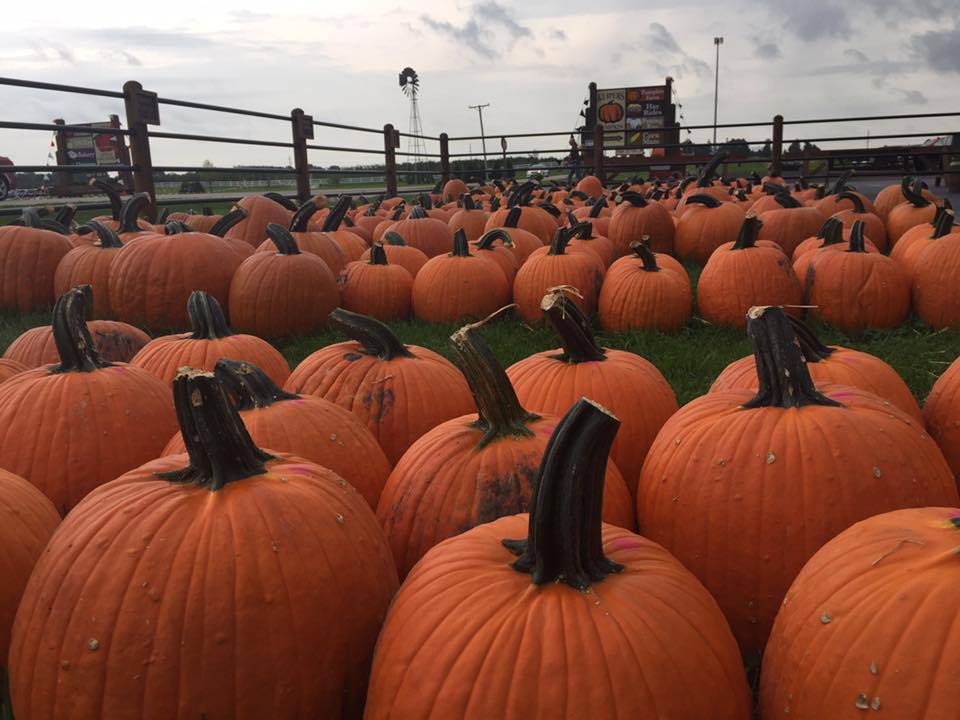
713 36 723 150
469 103 490 181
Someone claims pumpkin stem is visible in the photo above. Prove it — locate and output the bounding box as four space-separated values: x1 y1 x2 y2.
321 195 352 231
158 369 274 491
49 285 107 374
450 228 472 257
328 308 414 360
390 204 405 221
368 243 389 265
773 193 802 209
202 207 214 216
408 206 428 220
835 191 866 214
588 198 607 218
619 191 648 207
696 152 727 187
732 215 763 250
788 316 834 363
742 306 843 410
819 218 845 247
932 209 955 238
502 206 522 228
901 178 931 208
383 231 407 246
684 193 722 209
263 192 298 211
476 229 512 251
418 192 433 209
208 206 247 237
630 240 660 272
541 289 606 363
88 178 123 220
761 182 788 196
85 220 123 248
364 196 383 216
214 358 297 411
674 176 695 198
187 291 234 340
462 193 477 211
507 181 535 208
117 193 152 233
289 198 324 231
548 226 575 255
502 398 623 589
54 204 77 228
847 220 867 253
830 170 854 196
450 312 540 447
156 208 170 224
265 223 302 255
164 220 192 234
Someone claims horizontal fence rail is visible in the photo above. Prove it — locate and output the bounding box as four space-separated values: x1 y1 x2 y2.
0 75 958 220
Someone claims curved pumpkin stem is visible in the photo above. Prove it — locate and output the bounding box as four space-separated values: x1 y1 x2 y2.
214 358 297 411
368 243 389 265
788 316 834 363
901 177 931 208
684 193 722 209
761 182 788 196
383 231 407 246
450 228 472 257
932 209 955 238
835 191 866 214
674 176 695 198
164 220 192 234
85 220 123 248
461 193 477 211
619 191 648 207
88 178 123 220
18 208 70 234
696 152 727 187
732 215 763 250
364 196 384 216
289 198 325 231
503 397 623 589
630 240 660 272
158 369 274 491
818 218 845 247
830 169 854 196
502 206 522 228
475 229 512 251
263 192 298 211
407 206 428 220
54 204 77 228
328 308 414 360
187 291 234 340
117 193 152 233
265 223 302 255
742 306 843 410
418 192 433 209
507 181 535 208
450 313 539 448
208 206 247 237
547 226 576 256
321 195 352 231
541 289 605 363
588 198 607 218
773 193 802 209
847 220 867 253
49 285 106 374
389 204 405 221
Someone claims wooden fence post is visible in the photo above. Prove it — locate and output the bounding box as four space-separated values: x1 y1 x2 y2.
440 132 450 185
121 80 158 217
770 114 784 177
291 108 312 204
383 123 398 197
592 124 605 183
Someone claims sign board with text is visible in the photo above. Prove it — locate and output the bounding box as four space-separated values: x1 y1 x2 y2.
61 122 122 166
584 79 677 152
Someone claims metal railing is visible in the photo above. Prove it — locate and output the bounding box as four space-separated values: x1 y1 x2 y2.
0 75 958 223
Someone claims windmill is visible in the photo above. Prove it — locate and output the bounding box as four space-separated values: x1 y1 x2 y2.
399 67 425 181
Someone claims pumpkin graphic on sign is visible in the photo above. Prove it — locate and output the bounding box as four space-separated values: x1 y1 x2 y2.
598 101 624 123
626 89 642 104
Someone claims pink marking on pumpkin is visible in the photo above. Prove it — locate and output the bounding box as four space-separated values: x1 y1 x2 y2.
609 537 644 551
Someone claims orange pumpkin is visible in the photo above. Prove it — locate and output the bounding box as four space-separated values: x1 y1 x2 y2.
890 206 956 278
53 221 123 318
912 224 960 328
831 190 888 252
484 206 543 262
675 193 746 263
258 198 348 275
0 217 72 312
608 191 675 255
447 193 489 242
339 242 413 321
598 100 624 123
599 241 692 332
360 231 428 279
223 192 296 247
925 354 960 479
887 178 938 247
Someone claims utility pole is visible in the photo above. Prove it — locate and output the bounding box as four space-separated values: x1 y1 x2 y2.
469 103 490 182
713 37 723 150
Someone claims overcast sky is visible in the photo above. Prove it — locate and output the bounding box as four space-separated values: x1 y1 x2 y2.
1 0 958 169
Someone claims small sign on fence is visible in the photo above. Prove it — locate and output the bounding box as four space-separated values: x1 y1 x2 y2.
133 89 160 126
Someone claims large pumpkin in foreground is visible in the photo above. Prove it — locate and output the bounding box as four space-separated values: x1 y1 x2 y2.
365 399 751 720
8 370 398 720
636 306 958 658
761 507 960 719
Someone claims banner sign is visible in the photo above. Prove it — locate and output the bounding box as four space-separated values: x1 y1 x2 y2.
595 84 670 149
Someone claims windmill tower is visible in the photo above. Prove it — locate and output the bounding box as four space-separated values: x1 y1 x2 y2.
399 67 425 178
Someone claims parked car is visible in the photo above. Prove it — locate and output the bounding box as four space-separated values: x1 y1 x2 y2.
0 157 15 201
526 163 548 179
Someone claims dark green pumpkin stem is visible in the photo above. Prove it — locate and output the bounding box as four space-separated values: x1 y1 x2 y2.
631 240 660 271
364 196 383 216
450 229 471 257
835 191 866 214
490 196 501 211
450 313 539 447
19 208 69 234
697 152 727 187
88 178 122 220
932 209 955 238
503 206 522 228
788 316 834 363
620 191 648 207
732 215 763 249
390 204 405 221
507 181 535 208
187 291 234 340
743 306 842 409
49 285 107 374
321 195 352 231
408 206 428 220
588 198 607 218
328 308 413 359
264 192 298 211
847 221 867 253
164 220 192 234
368 243 389 265
208 206 247 237
54 204 77 228
901 178 931 207
214 358 297 411
773 193 802 209
503 398 623 589
476 229 512 251
85 220 123 248
674 176 695 198
685 193 722 209
830 170 854 196
762 182 788 196
265 223 302 255
202 207 214 216
383 231 407 246
548 226 575 255
818 218 844 246
418 193 433 209
541 289 606 363
289 198 324 231
158 370 274 491
117 193 152 233
462 193 477 211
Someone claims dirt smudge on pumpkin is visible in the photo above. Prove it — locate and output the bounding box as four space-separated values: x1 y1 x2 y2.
475 466 536 525
363 385 395 423
344 352 363 362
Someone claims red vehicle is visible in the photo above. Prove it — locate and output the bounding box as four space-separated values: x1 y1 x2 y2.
0 157 14 201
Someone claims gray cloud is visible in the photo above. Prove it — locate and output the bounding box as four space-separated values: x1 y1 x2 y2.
767 1 851 40
420 3 531 59
843 48 869 62
611 23 710 78
550 29 567 41
474 2 531 39
421 17 494 58
910 24 960 73
76 27 215 49
754 42 782 60
647 22 682 54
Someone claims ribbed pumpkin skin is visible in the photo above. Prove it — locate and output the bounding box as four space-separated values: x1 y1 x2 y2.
575 174 604 199
636 385 959 656
376 412 635 578
229 252 339 338
256 232 347 276
484 206 558 245
924 355 960 478
697 244 802 329
507 350 678 494
448 209 488 242
598 253 692 332
53 244 120 318
675 202 745 263
284 343 474 465
109 234 242 329
441 178 469 203
0 469 59 667
832 209 888 252
792 238 879 282
889 222 959 278
365 515 751 720
412 254 509 323
162 395 392 510
388 217 453 257
711 347 922 422
0 358 27 384
0 364 176 514
887 201 937 247
608 200 675 255
8 453 398 720
913 234 960 329
182 213 221 233
0 227 72 312
761 507 960 720
340 261 413 321
131 335 290 387
757 207 826 257
359 244 428 279
513 254 603 322
224 195 294 247
4 320 149 367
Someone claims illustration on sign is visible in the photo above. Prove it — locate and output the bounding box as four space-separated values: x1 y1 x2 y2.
62 122 121 166
596 88 626 148
596 83 670 149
